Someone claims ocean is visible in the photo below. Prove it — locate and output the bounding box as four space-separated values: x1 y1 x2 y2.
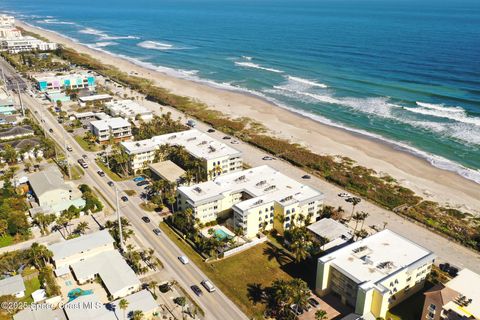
2 0 480 183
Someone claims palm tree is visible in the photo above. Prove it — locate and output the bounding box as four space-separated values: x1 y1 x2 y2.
119 298 129 320
148 280 158 296
132 310 144 320
315 309 328 320
352 212 363 233
360 212 370 230
75 222 89 235
290 278 310 315
347 197 361 220
29 243 53 268
290 239 310 262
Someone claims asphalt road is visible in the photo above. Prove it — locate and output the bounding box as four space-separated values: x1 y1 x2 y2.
0 58 248 320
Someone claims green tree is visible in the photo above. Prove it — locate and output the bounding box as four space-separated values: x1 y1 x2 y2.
28 243 53 269
2 144 18 164
315 309 328 320
0 219 7 238
132 310 144 320
119 298 129 320
74 222 89 235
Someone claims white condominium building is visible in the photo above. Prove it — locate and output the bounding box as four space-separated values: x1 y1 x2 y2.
0 15 14 28
105 99 153 121
34 73 95 92
0 27 21 39
90 117 132 143
177 165 324 238
121 129 243 176
0 36 58 54
316 229 435 319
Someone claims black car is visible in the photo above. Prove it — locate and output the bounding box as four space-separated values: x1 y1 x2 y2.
307 298 320 308
302 175 311 179
137 181 149 187
142 216 151 223
97 171 105 177
121 196 128 202
48 128 53 133
153 228 161 236
82 154 88 159
107 181 114 187
222 136 231 140
191 285 203 296
207 129 215 133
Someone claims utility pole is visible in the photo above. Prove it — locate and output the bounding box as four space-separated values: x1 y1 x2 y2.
63 129 71 179
0 68 7 96
115 184 124 251
16 81 25 116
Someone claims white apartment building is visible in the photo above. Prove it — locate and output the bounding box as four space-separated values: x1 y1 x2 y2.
0 27 21 39
34 73 95 92
0 15 15 27
121 129 243 176
90 117 132 143
0 36 58 53
177 165 324 237
105 99 153 121
316 229 435 319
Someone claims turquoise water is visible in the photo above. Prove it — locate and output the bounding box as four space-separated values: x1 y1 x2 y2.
1 0 479 183
215 229 232 241
67 288 93 302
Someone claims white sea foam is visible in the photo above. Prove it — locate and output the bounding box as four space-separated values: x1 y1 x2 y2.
93 41 117 48
137 40 189 51
78 27 138 41
234 61 284 73
405 105 480 126
37 18 77 25
242 56 253 61
287 76 327 88
416 101 464 113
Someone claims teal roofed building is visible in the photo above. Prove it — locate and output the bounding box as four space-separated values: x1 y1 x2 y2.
34 73 96 92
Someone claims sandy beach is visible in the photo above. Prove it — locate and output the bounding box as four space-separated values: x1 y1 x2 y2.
17 21 480 213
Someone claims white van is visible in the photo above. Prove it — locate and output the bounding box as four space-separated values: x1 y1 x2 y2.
201 280 215 293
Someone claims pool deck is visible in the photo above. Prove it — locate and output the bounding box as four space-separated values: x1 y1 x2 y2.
57 272 108 304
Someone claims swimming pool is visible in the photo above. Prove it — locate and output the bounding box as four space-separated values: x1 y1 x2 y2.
215 229 232 241
67 288 93 302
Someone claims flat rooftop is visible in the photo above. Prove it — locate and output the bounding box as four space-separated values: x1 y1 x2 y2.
121 129 241 160
320 229 434 286
90 117 131 131
33 72 92 82
110 290 157 318
78 94 112 102
445 269 480 318
105 99 151 115
149 160 185 183
307 218 352 240
64 294 116 320
179 165 323 209
0 275 25 296
48 230 114 262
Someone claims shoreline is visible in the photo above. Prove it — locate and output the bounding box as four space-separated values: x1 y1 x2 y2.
17 21 480 213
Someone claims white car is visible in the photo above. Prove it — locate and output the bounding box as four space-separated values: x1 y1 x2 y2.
178 256 189 265
338 192 350 198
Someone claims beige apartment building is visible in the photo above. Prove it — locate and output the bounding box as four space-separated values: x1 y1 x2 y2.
316 229 435 319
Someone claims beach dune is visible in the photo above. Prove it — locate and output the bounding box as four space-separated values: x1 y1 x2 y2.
17 21 480 214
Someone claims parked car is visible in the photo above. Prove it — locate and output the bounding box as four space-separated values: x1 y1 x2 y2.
191 285 203 296
81 163 89 169
201 280 215 293
302 175 311 179
231 140 239 144
97 170 105 177
338 192 350 198
262 156 275 160
207 129 215 133
152 228 161 236
186 119 197 127
137 181 149 187
141 216 151 223
48 128 53 133
77 159 84 164
133 176 145 182
66 146 73 152
307 298 320 308
222 136 231 140
107 181 114 187
121 196 128 202
178 256 189 265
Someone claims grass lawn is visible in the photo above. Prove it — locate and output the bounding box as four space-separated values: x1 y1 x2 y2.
20 269 40 304
74 135 100 152
159 222 316 319
387 283 431 320
96 160 128 181
69 164 84 180
0 235 13 248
